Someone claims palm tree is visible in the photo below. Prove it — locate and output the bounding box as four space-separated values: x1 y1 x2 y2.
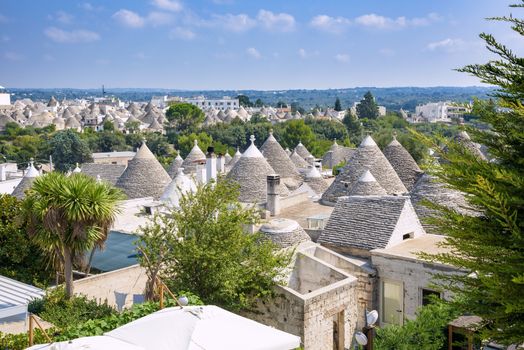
21 172 124 298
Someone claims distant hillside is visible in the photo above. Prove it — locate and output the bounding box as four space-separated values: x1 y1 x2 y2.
9 86 494 112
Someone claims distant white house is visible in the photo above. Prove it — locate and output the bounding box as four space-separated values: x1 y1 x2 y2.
414 101 469 123
0 85 11 106
151 96 240 111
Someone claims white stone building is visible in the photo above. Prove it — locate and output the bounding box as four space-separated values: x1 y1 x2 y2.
414 101 469 123
185 96 239 111
0 85 10 106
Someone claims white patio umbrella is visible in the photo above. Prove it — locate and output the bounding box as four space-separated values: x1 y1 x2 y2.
25 335 145 350
106 305 300 350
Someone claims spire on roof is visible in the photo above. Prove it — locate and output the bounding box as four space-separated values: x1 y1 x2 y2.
73 163 81 173
242 135 264 158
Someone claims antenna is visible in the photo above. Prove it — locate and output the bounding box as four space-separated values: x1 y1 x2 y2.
102 84 106 96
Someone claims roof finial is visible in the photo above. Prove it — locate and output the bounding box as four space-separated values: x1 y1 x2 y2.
141 137 147 145
333 138 337 145
269 128 273 135
29 157 34 166
250 135 255 144
392 131 397 140
194 139 198 146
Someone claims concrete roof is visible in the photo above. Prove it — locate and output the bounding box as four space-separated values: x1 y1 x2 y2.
371 234 451 261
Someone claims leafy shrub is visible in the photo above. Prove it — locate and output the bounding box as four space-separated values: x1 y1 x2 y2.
28 287 115 330
374 300 459 350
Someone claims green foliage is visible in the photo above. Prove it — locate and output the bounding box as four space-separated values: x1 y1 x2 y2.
165 102 205 133
137 180 290 312
28 287 116 330
274 119 315 151
342 111 364 145
1 292 204 350
375 300 459 350
237 95 253 107
334 97 342 111
48 130 92 172
176 132 213 157
21 172 124 298
0 194 52 286
414 3 524 344
356 91 380 119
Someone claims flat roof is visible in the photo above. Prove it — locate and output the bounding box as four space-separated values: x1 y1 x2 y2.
92 151 136 159
371 234 452 262
275 200 334 229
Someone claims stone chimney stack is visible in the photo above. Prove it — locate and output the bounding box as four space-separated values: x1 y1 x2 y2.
266 174 281 216
0 164 6 182
195 160 207 184
206 146 217 183
217 154 226 174
306 155 315 166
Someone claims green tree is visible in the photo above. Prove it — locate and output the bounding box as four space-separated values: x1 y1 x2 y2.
274 119 315 150
96 131 127 152
137 180 290 311
334 97 342 111
417 3 524 344
176 132 213 157
21 173 124 298
165 103 205 133
356 91 380 119
48 130 92 172
342 110 364 144
254 98 264 107
0 194 52 285
237 95 253 107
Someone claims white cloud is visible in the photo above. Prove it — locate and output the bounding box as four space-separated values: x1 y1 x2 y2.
257 10 295 32
112 9 145 28
79 3 102 11
44 27 100 43
355 12 440 29
334 53 350 63
170 27 196 40
3 52 24 61
151 0 182 12
310 15 350 33
147 11 174 26
298 48 318 59
246 47 261 59
426 38 465 52
55 11 74 24
211 13 256 32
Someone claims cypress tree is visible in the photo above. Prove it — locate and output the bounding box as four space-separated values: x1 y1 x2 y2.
334 97 342 111
356 91 379 119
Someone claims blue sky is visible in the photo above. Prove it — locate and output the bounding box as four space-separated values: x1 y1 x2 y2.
0 0 521 89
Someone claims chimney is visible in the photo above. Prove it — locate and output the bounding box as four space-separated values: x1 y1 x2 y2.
217 154 226 174
306 155 315 166
0 164 6 182
206 146 217 183
195 160 207 184
266 174 281 216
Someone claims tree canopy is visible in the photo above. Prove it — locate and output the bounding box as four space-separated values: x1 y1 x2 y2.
137 179 290 311
417 2 524 344
165 102 205 133
356 91 380 119
48 130 92 172
334 97 342 111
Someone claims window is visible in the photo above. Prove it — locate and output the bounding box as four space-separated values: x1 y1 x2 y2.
403 232 414 240
421 289 441 306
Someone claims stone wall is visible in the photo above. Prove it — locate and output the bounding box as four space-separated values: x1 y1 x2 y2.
74 264 147 310
371 253 458 323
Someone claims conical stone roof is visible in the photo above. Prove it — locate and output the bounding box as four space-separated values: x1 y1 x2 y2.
349 170 388 196
322 139 355 169
383 135 423 191
290 149 309 169
181 140 206 174
321 135 407 205
259 218 311 248
260 131 301 181
304 165 329 195
227 147 242 169
160 168 197 208
167 153 184 178
226 135 288 203
115 141 171 199
295 142 312 159
12 159 40 199
284 148 291 156
224 152 232 164
454 131 487 160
